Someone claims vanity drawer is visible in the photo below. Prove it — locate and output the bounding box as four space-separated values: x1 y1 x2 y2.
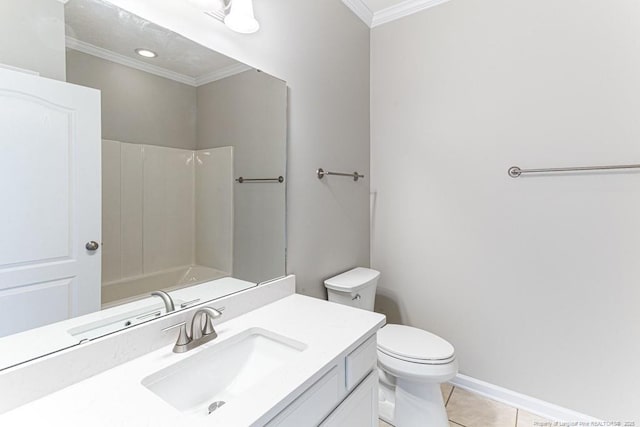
266 366 340 427
345 334 377 391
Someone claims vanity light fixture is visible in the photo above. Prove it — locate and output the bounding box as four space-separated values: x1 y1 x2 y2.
135 48 158 58
224 0 260 34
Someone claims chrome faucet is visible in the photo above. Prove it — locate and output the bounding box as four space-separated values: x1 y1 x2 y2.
151 290 175 313
169 306 224 353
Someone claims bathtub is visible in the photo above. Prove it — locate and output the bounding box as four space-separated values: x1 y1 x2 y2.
102 265 229 307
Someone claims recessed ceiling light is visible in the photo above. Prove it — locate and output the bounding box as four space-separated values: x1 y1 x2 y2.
135 48 157 58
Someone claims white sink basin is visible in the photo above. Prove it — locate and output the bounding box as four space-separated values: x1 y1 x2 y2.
142 328 306 417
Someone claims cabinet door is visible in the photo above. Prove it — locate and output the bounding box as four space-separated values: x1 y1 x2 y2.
0 68 101 337
266 367 340 427
321 370 378 427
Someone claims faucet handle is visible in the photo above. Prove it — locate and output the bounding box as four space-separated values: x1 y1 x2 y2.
162 321 191 347
161 321 186 332
209 307 224 318
202 308 223 336
203 317 215 336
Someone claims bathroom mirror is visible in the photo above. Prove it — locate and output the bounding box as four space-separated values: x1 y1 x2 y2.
0 0 286 370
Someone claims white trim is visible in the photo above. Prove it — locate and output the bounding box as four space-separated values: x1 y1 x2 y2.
341 0 374 27
372 0 452 27
66 37 197 86
342 0 453 28
65 37 249 87
57 0 70 4
449 374 600 422
195 63 252 86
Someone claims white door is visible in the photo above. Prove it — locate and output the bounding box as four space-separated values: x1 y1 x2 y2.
0 68 101 337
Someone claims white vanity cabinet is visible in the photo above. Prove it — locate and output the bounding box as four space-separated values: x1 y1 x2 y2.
266 334 378 427
321 371 378 427
0 293 386 427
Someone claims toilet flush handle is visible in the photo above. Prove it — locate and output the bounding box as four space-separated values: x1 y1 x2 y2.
352 294 361 301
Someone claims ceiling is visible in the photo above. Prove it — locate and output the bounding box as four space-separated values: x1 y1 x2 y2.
64 0 450 76
342 0 451 28
64 0 248 85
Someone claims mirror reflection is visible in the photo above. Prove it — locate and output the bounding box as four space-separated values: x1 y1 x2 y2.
0 0 286 370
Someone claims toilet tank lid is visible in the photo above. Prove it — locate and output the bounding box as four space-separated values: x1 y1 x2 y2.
324 267 380 292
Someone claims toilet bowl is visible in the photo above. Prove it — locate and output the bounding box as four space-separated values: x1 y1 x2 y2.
325 268 457 427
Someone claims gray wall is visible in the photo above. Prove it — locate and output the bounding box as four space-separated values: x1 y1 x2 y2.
371 0 640 419
197 70 287 282
110 0 371 298
0 0 66 80
197 70 286 154
66 49 197 149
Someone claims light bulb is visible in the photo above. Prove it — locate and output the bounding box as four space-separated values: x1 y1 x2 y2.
224 0 260 34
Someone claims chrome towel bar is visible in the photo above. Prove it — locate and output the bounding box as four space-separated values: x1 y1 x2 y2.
508 164 640 178
236 176 284 183
317 168 364 182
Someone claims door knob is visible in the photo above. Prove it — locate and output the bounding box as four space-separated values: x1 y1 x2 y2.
85 241 100 251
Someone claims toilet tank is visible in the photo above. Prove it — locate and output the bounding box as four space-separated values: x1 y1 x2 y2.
324 267 380 311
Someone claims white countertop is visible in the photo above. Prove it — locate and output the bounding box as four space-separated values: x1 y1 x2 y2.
0 294 385 426
0 277 255 370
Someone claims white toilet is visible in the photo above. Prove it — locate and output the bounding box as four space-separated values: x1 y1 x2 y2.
325 267 457 427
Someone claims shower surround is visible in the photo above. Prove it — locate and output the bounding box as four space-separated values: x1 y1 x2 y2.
101 140 233 305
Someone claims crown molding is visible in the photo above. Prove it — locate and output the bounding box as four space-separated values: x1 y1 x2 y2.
195 63 252 86
372 0 451 27
65 37 250 87
341 0 374 27
66 37 197 86
342 0 451 28
57 0 70 4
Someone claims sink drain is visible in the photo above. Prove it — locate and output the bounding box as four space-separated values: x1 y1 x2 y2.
208 401 226 414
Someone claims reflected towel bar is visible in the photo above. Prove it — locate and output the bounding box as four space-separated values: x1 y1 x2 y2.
508 164 640 178
317 168 364 182
236 176 284 183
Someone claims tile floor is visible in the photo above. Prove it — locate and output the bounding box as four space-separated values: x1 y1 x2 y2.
379 383 550 427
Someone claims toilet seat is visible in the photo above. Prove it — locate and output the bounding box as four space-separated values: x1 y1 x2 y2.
377 349 458 383
377 324 455 365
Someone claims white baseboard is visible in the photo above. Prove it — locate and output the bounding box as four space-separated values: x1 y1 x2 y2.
449 374 599 422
